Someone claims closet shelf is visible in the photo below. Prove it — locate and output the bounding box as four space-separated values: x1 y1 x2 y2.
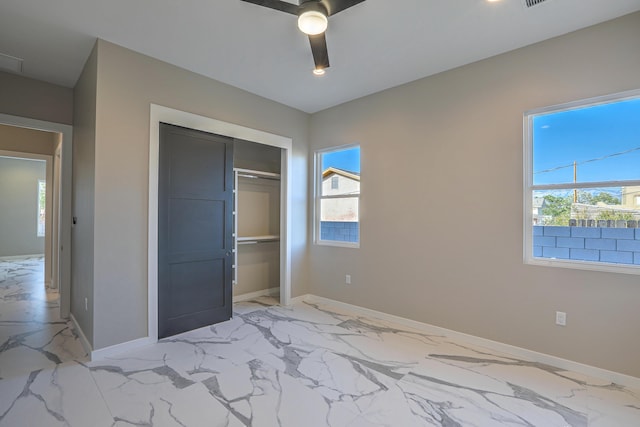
235 168 281 181
237 235 280 245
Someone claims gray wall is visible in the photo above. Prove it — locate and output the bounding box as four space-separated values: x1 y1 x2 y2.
88 40 309 350
308 12 640 378
0 71 73 125
71 45 98 346
0 157 46 256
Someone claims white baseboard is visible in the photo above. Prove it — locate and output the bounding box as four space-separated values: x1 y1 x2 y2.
0 254 45 261
233 287 280 303
91 336 156 361
70 313 155 362
287 294 307 305
299 294 640 390
69 313 92 357
69 292 640 389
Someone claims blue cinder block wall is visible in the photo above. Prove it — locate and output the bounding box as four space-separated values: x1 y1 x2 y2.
533 226 640 265
320 221 359 243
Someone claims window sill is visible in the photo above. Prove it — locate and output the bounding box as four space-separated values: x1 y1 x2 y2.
315 240 360 249
526 257 640 276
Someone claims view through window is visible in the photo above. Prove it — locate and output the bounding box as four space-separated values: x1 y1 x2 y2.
37 179 46 237
316 146 360 245
526 93 640 270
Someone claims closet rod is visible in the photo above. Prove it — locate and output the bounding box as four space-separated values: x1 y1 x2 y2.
237 173 280 181
238 239 279 245
234 167 281 180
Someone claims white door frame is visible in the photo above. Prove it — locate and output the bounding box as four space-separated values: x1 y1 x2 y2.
0 114 73 318
51 142 63 290
148 104 292 342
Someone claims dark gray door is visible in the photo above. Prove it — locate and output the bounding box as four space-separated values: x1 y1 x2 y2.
158 123 234 339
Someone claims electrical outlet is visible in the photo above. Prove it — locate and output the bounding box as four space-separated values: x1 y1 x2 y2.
345 275 351 285
555 311 566 326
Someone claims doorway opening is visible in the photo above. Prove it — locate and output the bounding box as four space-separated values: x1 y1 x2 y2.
0 114 73 319
0 119 80 375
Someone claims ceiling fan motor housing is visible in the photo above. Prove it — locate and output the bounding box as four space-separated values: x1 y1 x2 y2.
297 1 329 36
239 0 367 72
298 1 328 17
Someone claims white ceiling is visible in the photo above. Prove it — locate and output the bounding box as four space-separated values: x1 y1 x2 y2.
1 0 639 113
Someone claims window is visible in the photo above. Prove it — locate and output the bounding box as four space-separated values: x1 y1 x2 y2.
315 145 360 246
331 176 339 190
524 90 640 274
37 179 46 237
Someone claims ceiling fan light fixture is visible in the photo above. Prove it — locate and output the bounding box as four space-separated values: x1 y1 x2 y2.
298 9 328 35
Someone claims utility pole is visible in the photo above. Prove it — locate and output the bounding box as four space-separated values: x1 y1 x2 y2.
573 161 578 203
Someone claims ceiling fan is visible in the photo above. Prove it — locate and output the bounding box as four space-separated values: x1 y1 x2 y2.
240 0 366 75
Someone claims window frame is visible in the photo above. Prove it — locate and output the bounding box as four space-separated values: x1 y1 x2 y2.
523 89 640 275
314 144 360 248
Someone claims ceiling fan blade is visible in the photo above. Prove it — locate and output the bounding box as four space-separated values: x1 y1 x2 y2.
308 33 330 70
320 0 366 16
239 0 298 15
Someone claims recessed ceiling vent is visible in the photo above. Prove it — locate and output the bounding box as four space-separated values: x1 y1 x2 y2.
0 52 23 73
525 0 547 7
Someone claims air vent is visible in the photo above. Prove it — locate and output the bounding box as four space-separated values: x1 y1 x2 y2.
0 53 23 73
525 0 547 7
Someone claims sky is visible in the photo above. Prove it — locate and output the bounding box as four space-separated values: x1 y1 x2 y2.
533 96 640 186
322 146 361 174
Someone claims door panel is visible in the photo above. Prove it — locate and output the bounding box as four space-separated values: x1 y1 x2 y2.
158 123 233 339
168 199 225 254
169 141 227 197
168 260 225 317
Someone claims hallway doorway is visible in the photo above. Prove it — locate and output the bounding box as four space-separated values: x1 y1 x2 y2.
0 114 72 319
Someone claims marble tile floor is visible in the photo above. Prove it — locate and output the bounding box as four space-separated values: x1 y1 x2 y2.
0 256 86 380
1 258 639 426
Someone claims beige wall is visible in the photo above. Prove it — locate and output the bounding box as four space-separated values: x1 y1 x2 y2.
0 71 73 125
621 186 640 208
308 12 640 378
71 45 98 346
236 178 281 296
236 245 280 296
0 124 57 156
90 40 309 350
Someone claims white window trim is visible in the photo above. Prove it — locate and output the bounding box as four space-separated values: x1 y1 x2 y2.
314 144 360 248
523 89 640 276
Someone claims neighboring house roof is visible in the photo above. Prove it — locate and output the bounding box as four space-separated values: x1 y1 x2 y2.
322 167 360 181
533 197 546 209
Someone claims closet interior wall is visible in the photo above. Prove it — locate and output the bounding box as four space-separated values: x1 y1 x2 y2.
233 140 282 298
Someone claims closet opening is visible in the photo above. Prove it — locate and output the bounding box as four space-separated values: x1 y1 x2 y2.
148 104 293 343
233 140 283 302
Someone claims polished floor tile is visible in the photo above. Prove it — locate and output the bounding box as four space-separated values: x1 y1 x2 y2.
0 257 87 380
1 258 639 426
